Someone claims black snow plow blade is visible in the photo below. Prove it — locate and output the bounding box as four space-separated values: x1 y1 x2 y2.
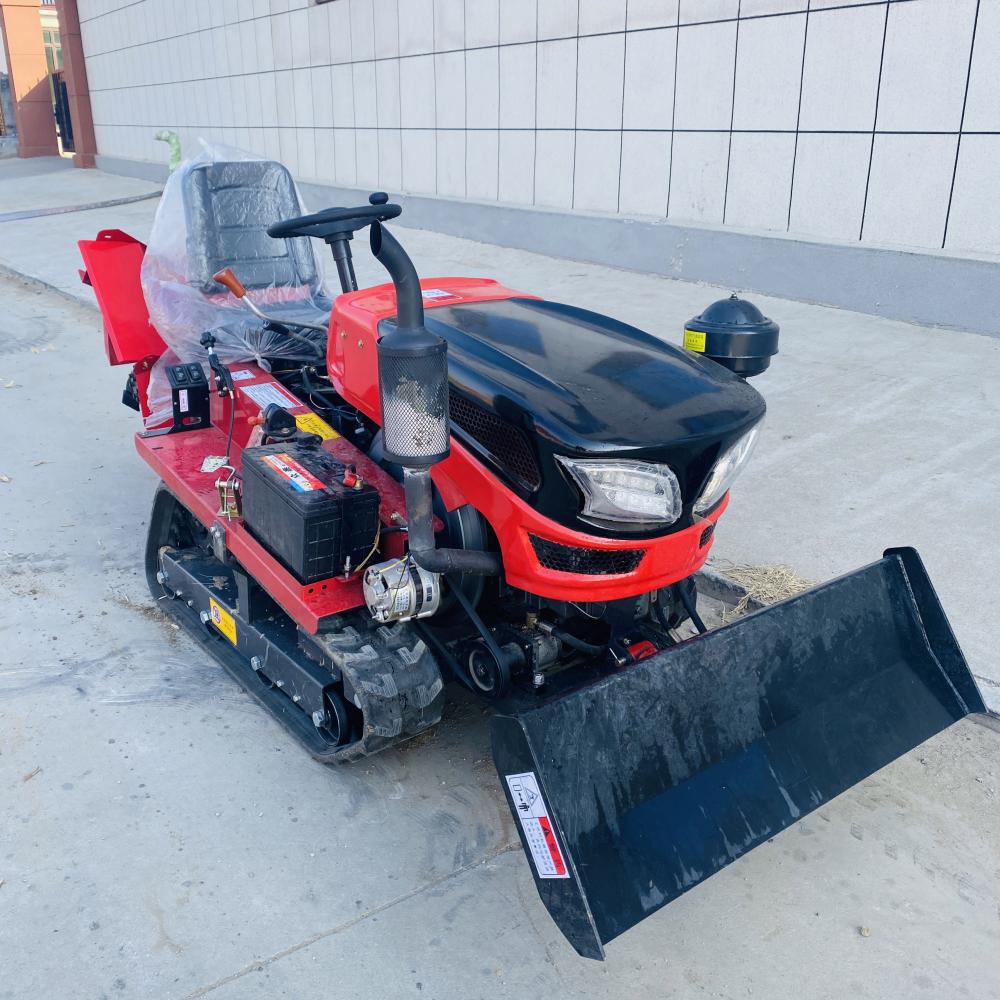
491 548 984 959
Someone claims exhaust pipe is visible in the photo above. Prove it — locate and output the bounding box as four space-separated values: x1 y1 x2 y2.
371 221 500 577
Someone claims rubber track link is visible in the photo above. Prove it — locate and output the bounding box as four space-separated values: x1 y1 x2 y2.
311 614 446 762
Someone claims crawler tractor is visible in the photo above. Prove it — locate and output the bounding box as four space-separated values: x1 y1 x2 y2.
78 151 984 959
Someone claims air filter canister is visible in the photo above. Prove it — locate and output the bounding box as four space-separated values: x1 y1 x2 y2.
683 294 779 378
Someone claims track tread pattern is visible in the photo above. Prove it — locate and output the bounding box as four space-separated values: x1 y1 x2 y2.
315 610 445 762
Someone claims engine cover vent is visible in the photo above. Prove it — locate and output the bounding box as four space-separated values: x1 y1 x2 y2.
449 391 541 491
529 535 645 575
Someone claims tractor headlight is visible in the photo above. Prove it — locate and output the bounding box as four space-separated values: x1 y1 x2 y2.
694 424 761 515
557 458 683 527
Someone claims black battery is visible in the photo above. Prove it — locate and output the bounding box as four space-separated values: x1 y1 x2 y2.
241 443 380 584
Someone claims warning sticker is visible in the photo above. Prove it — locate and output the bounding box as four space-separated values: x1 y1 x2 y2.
421 287 456 301
209 598 237 645
230 369 256 381
262 452 326 492
505 772 570 879
295 411 339 440
178 388 189 412
683 329 707 353
239 381 299 410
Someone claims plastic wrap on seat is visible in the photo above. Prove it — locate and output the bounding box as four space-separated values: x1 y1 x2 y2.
140 144 331 427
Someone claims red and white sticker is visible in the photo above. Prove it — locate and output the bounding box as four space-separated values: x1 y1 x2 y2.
421 287 456 301
230 369 256 381
505 771 569 879
261 453 326 493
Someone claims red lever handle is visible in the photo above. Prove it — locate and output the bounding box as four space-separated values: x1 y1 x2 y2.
213 268 247 299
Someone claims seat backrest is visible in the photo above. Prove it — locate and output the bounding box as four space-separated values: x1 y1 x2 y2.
182 159 319 293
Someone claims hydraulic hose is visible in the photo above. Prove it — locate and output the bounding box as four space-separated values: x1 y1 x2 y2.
403 469 501 577
678 583 708 634
549 627 606 658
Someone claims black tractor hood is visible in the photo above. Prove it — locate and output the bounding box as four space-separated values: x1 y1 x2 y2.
412 297 766 536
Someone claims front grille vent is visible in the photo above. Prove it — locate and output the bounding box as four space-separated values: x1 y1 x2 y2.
448 391 541 491
529 535 645 575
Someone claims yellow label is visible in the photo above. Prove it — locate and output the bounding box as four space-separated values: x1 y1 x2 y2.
295 411 339 440
683 329 707 353
209 598 237 645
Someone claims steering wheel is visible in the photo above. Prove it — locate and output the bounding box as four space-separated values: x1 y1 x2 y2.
267 192 401 242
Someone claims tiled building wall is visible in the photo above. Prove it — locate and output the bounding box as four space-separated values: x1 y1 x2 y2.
78 0 1000 257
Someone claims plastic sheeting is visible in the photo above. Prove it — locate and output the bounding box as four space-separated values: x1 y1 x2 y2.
140 143 330 427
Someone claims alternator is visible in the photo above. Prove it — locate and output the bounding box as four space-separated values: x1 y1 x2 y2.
363 558 441 624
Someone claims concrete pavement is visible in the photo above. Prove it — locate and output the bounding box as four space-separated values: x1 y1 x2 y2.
1 158 999 998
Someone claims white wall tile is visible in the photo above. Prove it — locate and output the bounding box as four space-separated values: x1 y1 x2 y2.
353 62 378 126
576 33 625 129
296 127 316 179
579 0 626 35
619 131 671 216
308 3 333 64
350 0 377 60
373 0 400 58
877 0 977 132
739 0 806 16
289 7 311 67
402 128 437 192
573 131 621 212
537 0 576 39
314 127 336 181
292 67 313 127
667 130 729 223
499 43 535 128
399 0 435 54
335 127 357 184
725 131 795 231
271 12 293 70
673 19 736 130
275 68 296 125
533 130 575 208
400 55 436 128
330 64 354 128
499 0 536 44
679 0 738 24
328 0 352 62
732 12 805 131
465 0 499 46
355 127 380 185
435 51 466 128
378 127 403 188
312 66 334 128
962 0 1000 132
465 46 499 127
435 0 466 50
279 126 300 173
466 129 500 199
623 27 676 131
499 129 535 204
376 58 401 127
536 39 577 129
862 133 957 249
788 133 870 242
944 136 1000 257
627 0 678 31
437 129 466 196
332 64 356 125
798 4 883 133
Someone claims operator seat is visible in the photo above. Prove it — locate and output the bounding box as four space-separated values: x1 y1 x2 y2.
181 159 332 337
